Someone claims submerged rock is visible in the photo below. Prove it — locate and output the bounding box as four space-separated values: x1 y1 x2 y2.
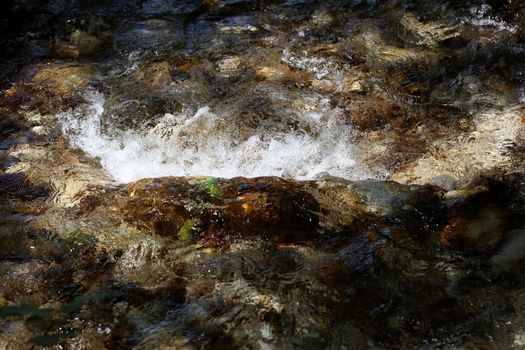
28 62 99 97
128 60 173 93
54 30 103 58
440 204 507 253
343 96 402 130
255 64 309 84
392 106 524 186
310 79 336 93
216 55 243 78
113 177 320 242
399 12 460 47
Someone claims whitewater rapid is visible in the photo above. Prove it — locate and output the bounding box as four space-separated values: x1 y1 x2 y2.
57 91 370 183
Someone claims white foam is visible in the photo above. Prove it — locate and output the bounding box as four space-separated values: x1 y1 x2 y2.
57 91 369 183
468 4 518 33
281 49 338 80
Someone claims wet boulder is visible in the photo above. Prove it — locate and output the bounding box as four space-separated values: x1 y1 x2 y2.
54 30 103 58
255 64 310 85
218 177 320 240
215 55 243 78
125 60 173 93
398 12 460 48
113 177 320 243
105 177 450 244
27 62 99 99
440 204 507 253
439 178 510 253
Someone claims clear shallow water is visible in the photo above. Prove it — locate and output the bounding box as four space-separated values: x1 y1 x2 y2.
2 0 525 348
58 91 371 183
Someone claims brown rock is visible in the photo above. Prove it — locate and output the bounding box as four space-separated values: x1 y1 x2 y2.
112 177 319 242
121 178 193 236
31 63 99 96
341 77 364 94
256 65 289 81
216 56 242 78
120 61 173 94
440 205 506 253
107 175 450 247
219 178 319 239
343 97 402 130
311 79 337 93
256 64 309 84
140 61 172 91
54 30 103 58
311 43 340 55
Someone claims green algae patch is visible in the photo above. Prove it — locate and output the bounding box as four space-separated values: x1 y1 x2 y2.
178 219 199 241
200 177 221 197
58 227 96 249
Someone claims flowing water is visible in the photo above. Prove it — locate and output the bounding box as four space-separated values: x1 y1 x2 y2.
57 91 370 183
1 1 525 349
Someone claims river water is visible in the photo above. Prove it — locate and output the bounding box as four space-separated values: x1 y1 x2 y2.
1 1 525 349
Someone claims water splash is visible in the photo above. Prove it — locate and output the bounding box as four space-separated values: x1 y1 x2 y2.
282 49 338 80
467 4 518 33
57 91 369 183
